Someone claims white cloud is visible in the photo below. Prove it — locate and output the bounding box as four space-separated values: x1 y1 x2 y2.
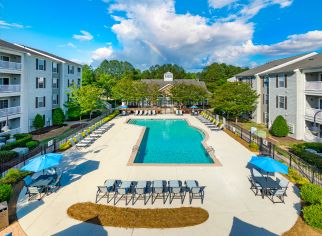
208 0 236 9
91 46 113 61
73 30 94 41
0 20 30 29
67 42 76 48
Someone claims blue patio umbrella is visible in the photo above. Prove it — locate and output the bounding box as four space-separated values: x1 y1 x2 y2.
21 153 63 173
118 105 128 109
190 105 198 109
248 156 288 174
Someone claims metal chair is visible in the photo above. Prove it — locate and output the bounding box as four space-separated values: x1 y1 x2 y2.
189 186 205 204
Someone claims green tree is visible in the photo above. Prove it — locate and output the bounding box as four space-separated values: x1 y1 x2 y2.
270 115 289 137
141 64 187 80
81 64 95 86
52 108 65 125
33 114 45 129
95 60 136 80
68 85 104 120
111 79 136 102
96 73 117 99
211 82 258 122
170 84 208 108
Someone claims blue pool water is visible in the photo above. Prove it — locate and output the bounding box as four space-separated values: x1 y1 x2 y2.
129 119 214 164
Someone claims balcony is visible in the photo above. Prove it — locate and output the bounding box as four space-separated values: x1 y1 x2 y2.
0 106 21 118
0 60 22 71
305 81 322 95
304 132 322 142
0 85 21 93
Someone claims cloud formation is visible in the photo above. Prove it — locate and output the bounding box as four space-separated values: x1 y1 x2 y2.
0 20 29 29
91 46 113 61
73 30 94 41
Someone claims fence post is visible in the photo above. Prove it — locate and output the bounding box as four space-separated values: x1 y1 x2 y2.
311 170 315 184
272 144 275 159
240 127 243 139
289 154 292 168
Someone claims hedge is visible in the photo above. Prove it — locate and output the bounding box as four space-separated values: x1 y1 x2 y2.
0 150 18 162
291 143 322 170
1 134 32 151
270 115 289 137
300 183 322 205
287 168 309 186
0 184 12 202
0 169 31 185
302 204 322 230
26 140 40 150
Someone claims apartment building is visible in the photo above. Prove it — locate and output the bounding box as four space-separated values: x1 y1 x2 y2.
0 39 82 134
235 52 322 142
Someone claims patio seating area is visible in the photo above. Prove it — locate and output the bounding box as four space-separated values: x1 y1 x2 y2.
196 114 224 131
95 179 205 205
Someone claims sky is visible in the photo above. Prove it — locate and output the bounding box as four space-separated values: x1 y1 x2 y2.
1 0 322 71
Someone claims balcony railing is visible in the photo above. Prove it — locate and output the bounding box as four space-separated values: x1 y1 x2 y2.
0 60 22 71
305 81 322 91
0 106 21 117
0 85 21 93
304 132 322 142
0 128 20 136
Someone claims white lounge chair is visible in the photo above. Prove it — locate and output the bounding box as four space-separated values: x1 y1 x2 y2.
179 110 183 115
135 110 139 116
144 110 148 115
175 110 179 115
152 110 156 115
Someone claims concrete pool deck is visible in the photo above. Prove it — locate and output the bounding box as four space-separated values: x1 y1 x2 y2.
16 114 300 236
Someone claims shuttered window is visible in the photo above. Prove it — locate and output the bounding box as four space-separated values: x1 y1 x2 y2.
276 96 278 108
276 75 278 88
285 74 287 88
285 96 287 110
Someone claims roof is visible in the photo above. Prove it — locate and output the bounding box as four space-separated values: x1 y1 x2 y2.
268 52 322 74
0 39 81 66
141 79 208 90
235 54 309 77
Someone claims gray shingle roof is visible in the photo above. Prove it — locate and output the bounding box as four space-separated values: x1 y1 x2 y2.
0 39 81 66
235 54 308 77
267 52 322 74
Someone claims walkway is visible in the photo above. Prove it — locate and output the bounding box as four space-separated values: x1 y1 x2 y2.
16 115 300 236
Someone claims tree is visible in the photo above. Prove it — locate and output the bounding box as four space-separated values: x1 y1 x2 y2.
170 84 208 108
111 79 136 102
52 108 65 125
81 65 95 86
68 84 104 120
270 115 289 137
33 114 45 129
211 82 258 122
141 64 187 80
95 60 136 80
96 73 117 99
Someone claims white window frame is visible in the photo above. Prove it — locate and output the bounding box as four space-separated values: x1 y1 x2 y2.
279 75 285 88
38 59 45 71
288 123 294 134
37 77 45 88
37 96 45 108
279 96 285 109
52 94 59 105
53 78 59 88
52 62 58 73
0 55 9 62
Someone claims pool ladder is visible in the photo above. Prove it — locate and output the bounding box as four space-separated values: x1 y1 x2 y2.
206 146 215 154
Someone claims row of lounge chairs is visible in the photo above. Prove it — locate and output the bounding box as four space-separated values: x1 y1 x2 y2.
134 110 157 116
175 110 184 115
68 123 114 149
96 179 205 205
197 114 224 131
249 168 289 203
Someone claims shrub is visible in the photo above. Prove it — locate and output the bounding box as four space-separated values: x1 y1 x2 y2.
59 141 71 151
26 140 39 150
13 133 29 140
0 169 31 185
290 143 322 170
302 204 322 230
300 183 322 205
1 134 32 150
33 114 45 129
270 115 289 137
249 142 259 151
53 108 65 125
287 168 309 186
0 184 12 202
0 150 17 162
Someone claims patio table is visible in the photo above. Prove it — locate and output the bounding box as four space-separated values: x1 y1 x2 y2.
31 175 54 193
254 177 280 199
185 180 198 189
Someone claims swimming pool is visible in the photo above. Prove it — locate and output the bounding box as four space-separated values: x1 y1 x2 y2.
129 119 214 164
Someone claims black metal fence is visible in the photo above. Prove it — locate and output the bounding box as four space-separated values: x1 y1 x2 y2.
204 111 322 186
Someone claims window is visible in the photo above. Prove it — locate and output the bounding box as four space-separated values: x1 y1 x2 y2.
35 96 46 108
0 100 9 109
279 76 285 87
68 65 74 74
77 67 81 73
36 77 46 88
288 123 294 134
36 59 46 70
52 63 58 73
52 94 59 105
53 78 59 88
0 78 9 85
319 73 322 81
279 96 285 108
265 94 269 105
0 56 9 62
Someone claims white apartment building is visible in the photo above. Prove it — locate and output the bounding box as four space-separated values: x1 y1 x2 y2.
235 52 322 142
0 39 82 134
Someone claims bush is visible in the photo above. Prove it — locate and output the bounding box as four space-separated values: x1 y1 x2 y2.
302 204 322 230
270 115 289 137
1 134 32 151
287 168 309 186
0 150 17 162
59 141 71 151
0 169 31 185
300 184 322 205
102 111 119 123
13 133 29 140
0 184 12 202
290 143 322 170
53 108 65 125
33 114 45 129
26 140 39 150
249 142 259 151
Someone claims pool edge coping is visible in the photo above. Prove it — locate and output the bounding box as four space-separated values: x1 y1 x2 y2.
125 116 222 167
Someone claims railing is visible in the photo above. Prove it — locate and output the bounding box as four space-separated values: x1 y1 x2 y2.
304 132 322 142
203 110 322 186
0 85 21 93
305 81 322 91
0 106 21 117
0 60 21 71
0 128 20 136
305 108 322 120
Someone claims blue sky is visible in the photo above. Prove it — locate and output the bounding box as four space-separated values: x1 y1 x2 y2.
1 0 322 70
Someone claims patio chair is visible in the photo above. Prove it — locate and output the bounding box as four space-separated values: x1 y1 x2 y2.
132 181 152 205
179 110 183 115
27 186 44 201
144 110 148 115
152 110 156 115
148 110 152 115
48 174 62 193
248 176 263 196
189 186 205 204
268 188 286 203
175 110 179 115
96 185 115 203
135 110 139 116
114 181 133 205
152 180 168 204
277 177 289 195
168 180 186 204
45 167 57 176
23 176 33 187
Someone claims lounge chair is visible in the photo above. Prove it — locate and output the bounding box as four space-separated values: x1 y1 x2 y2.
148 110 152 115
96 186 115 203
75 138 91 149
132 181 152 205
135 110 139 116
212 124 224 131
138 110 142 115
277 177 289 195
114 181 133 205
152 180 168 204
152 110 156 115
26 186 44 201
144 110 148 115
48 174 62 193
168 180 186 204
175 110 179 115
189 186 205 204
268 188 286 203
179 110 183 115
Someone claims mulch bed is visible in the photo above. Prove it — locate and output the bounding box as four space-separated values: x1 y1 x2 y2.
32 125 71 142
30 125 66 135
224 129 258 153
282 216 322 236
67 202 209 228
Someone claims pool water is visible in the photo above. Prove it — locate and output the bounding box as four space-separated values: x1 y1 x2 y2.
129 119 214 164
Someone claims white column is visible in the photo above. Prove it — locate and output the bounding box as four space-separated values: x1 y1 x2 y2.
295 69 305 140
